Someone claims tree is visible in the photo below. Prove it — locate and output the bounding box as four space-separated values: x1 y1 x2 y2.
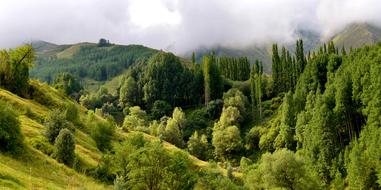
53 72 83 98
295 39 306 77
162 108 187 148
203 55 223 105
212 125 242 161
122 106 147 131
0 45 35 97
45 109 73 144
187 131 208 160
271 44 281 95
274 92 296 150
54 128 75 166
250 60 263 121
165 151 197 190
111 134 196 189
150 100 172 120
223 88 249 118
192 52 196 64
119 76 138 106
126 142 173 189
163 118 185 148
215 106 241 128
0 101 24 154
142 52 199 107
245 149 318 190
98 38 110 47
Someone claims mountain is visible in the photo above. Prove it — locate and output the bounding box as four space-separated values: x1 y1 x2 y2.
190 23 381 73
330 23 381 49
190 29 320 73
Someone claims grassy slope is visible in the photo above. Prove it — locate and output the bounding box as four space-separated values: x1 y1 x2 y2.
0 81 108 189
0 81 239 189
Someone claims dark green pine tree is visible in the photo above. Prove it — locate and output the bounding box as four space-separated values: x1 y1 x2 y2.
272 44 281 95
295 39 306 78
203 54 223 105
251 60 263 121
280 46 287 93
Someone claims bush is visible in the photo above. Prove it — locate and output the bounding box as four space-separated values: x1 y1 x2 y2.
45 109 74 143
65 103 80 125
30 137 54 156
91 121 115 152
0 101 24 155
54 128 75 166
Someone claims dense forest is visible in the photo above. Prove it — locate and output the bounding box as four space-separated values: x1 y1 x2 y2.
1 37 381 189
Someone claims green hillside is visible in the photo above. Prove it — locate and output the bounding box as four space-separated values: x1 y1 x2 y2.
30 41 158 86
0 78 239 189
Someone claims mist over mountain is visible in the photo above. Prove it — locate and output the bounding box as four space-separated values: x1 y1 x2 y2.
1 0 381 54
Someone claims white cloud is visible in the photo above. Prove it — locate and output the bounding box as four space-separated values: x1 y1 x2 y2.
0 0 380 53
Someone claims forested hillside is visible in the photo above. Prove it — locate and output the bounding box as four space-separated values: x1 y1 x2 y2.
2 36 381 189
30 40 158 84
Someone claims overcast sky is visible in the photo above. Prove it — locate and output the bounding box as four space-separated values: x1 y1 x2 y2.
0 0 380 54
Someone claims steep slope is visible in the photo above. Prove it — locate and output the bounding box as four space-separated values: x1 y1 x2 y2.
0 81 108 189
330 23 381 49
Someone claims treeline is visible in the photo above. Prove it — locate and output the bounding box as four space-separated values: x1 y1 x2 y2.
272 39 306 95
217 56 250 81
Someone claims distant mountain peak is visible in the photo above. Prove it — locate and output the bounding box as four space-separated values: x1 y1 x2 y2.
330 22 381 49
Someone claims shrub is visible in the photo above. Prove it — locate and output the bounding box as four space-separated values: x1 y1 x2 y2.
0 101 24 155
30 137 54 156
54 128 75 166
91 121 115 152
65 103 80 125
45 109 74 143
